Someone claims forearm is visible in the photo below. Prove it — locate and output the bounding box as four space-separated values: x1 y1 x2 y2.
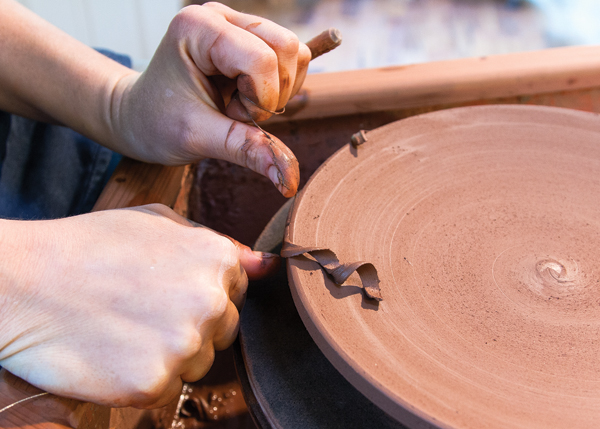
0 0 137 150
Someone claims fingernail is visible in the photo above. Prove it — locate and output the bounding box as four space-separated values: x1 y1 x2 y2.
262 251 279 259
268 165 281 187
257 251 281 273
251 250 278 259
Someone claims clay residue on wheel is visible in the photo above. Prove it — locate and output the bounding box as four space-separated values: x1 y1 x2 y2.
281 241 382 301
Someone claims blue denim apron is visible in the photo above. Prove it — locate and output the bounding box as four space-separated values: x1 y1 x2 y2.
0 49 129 220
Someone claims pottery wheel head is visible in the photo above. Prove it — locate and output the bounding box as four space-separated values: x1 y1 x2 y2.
286 105 600 429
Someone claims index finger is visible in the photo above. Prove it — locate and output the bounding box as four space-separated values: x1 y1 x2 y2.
204 2 305 112
172 6 280 121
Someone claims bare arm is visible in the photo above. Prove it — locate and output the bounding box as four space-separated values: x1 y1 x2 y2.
0 0 134 139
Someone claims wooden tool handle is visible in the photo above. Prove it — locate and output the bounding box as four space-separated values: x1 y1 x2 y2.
306 28 342 60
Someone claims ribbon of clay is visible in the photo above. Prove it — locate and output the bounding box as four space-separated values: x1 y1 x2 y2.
281 242 383 301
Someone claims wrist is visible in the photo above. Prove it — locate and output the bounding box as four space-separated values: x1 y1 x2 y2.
0 219 56 362
103 71 142 159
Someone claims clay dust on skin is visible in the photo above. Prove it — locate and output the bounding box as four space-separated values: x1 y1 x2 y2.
242 99 294 196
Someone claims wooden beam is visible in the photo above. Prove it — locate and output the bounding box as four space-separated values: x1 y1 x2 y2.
93 158 185 211
277 45 600 122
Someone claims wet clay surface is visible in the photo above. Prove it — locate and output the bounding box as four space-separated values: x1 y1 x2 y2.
285 105 600 428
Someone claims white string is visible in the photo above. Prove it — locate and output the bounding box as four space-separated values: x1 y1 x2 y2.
0 391 49 414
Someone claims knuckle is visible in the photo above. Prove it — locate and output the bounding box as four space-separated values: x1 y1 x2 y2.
203 285 229 320
184 349 216 383
272 30 300 55
202 1 225 9
170 6 198 34
128 368 170 406
202 1 230 13
230 269 249 298
196 231 236 266
217 233 238 258
202 230 236 258
170 5 216 38
298 43 312 66
203 347 216 372
171 328 203 360
214 311 241 350
248 47 278 76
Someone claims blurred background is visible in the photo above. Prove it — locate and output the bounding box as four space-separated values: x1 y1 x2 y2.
15 0 600 73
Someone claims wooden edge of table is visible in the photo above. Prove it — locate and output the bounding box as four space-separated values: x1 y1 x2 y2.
274 45 600 122
93 159 186 212
3 44 600 428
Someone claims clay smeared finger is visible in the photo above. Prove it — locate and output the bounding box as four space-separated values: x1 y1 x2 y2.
239 248 280 281
179 6 280 118
226 90 275 123
203 2 300 110
224 234 281 282
290 42 311 98
184 220 280 281
218 120 299 197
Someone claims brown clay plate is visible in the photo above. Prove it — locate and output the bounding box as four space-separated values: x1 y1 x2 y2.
285 105 600 428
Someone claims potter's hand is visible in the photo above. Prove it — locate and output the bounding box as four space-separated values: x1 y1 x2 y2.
0 204 278 408
0 1 308 196
111 3 311 197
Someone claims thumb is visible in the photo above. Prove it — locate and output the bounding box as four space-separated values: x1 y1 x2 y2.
186 217 281 280
215 229 280 280
196 112 300 198
236 242 281 281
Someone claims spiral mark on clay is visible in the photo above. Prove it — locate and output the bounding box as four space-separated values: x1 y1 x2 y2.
531 257 581 298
